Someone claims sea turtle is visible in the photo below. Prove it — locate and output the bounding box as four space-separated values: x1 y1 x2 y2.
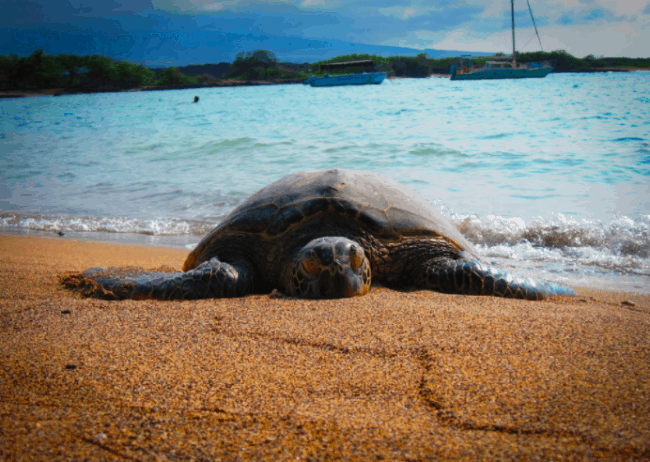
77 169 575 300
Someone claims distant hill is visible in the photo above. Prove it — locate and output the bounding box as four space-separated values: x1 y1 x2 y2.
176 63 232 79
1 27 487 67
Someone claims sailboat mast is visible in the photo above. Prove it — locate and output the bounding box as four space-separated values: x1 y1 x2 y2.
511 0 517 68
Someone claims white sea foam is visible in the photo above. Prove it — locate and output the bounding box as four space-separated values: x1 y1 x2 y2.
449 212 650 290
453 212 650 258
0 212 215 236
3 210 648 281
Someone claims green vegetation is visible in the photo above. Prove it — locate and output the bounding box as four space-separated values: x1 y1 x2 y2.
586 55 650 69
306 53 456 77
0 50 154 91
524 51 650 71
315 54 393 66
1 48 648 93
222 50 308 80
313 51 650 76
155 67 200 85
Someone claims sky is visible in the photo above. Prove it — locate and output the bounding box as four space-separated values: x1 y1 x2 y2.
3 0 649 64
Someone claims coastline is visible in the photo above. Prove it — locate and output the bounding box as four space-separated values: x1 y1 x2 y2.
0 78 304 99
2 67 648 99
1 233 649 460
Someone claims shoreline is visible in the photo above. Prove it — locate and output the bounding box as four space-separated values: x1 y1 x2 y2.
0 78 305 99
2 226 648 295
2 68 648 99
1 233 649 459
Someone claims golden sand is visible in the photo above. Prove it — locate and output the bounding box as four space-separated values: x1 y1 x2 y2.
1 234 649 461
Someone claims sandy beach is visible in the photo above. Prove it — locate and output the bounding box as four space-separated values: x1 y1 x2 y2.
1 233 648 461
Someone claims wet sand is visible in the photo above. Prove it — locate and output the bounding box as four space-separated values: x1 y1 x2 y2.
1 234 649 461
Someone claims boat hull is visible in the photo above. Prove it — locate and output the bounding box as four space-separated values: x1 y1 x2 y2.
305 72 387 87
450 66 553 80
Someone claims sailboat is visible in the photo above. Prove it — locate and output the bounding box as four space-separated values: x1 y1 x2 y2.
450 0 554 80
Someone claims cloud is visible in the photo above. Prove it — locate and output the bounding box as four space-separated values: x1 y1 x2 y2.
406 20 649 58
371 0 650 58
553 5 623 25
2 0 649 60
540 22 648 56
643 1 650 14
603 0 649 15
203 3 224 11
384 28 509 53
151 0 297 13
300 0 341 8
379 6 428 20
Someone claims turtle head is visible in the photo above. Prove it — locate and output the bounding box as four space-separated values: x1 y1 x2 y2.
290 237 371 299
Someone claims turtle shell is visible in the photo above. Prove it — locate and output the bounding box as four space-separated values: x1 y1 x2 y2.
183 169 474 270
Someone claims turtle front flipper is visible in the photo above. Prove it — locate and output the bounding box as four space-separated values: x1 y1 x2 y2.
422 252 576 300
78 257 255 300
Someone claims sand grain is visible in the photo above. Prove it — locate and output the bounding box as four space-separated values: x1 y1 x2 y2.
1 234 649 461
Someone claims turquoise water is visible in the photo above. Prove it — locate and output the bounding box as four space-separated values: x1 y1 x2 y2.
1 73 649 292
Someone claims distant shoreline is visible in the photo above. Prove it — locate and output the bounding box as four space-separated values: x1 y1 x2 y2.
0 78 304 99
1 68 648 99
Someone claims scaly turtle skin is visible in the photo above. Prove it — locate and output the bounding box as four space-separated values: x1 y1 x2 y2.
80 169 575 300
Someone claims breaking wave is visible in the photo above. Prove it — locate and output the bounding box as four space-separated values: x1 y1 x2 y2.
0 212 217 237
2 210 649 281
452 212 650 277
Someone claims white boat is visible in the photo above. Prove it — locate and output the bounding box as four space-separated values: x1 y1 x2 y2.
450 0 554 81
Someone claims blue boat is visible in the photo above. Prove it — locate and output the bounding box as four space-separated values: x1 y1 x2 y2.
450 0 554 81
304 60 388 87
304 72 387 87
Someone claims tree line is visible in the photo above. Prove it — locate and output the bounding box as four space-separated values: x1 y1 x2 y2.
220 50 306 80
0 49 301 91
0 50 154 91
2 48 649 92
313 51 650 76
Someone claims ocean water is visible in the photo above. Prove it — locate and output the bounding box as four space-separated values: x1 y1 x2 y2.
1 73 649 293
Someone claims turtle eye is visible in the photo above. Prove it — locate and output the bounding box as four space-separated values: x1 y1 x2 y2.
349 245 364 272
302 258 320 275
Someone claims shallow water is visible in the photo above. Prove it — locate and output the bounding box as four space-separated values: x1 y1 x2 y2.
1 72 649 293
